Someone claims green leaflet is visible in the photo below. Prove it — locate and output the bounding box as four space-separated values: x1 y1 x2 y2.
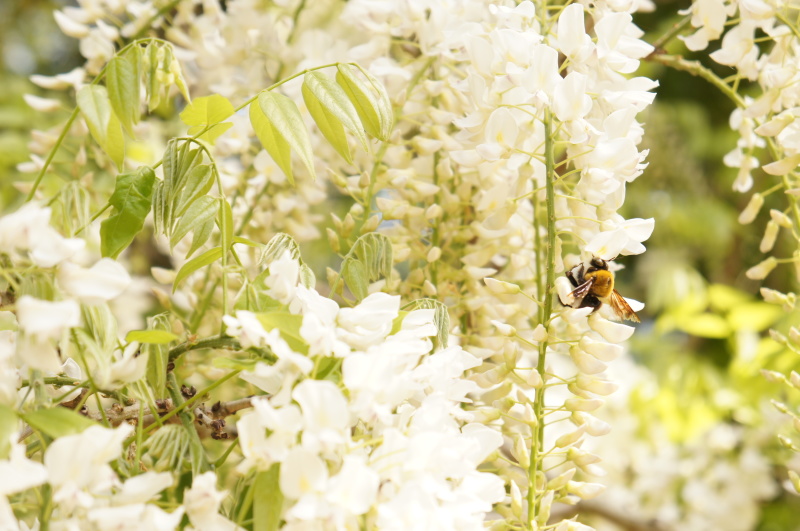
173 246 223 292
126 329 180 345
258 233 315 288
340 232 393 301
100 167 156 259
253 91 317 184
403 298 450 349
303 71 368 164
180 94 235 144
256 312 308 354
106 46 141 137
336 63 393 141
77 84 125 169
253 464 284 531
23 407 96 439
250 100 293 185
170 195 217 249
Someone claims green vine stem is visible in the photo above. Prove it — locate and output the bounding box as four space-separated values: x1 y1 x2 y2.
527 107 557 525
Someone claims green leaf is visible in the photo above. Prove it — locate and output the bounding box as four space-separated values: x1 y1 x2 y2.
0 404 17 459
173 246 223 292
171 195 217 249
342 259 368 300
256 312 308 354
676 313 731 339
257 91 317 181
144 313 172 397
219 198 234 251
261 233 302 264
152 180 166 236
106 46 141 137
189 122 234 145
303 71 368 163
404 298 450 349
336 64 393 141
100 167 156 259
254 464 284 531
213 357 259 371
250 100 294 185
23 407 95 439
126 329 179 344
145 42 163 111
77 85 126 170
340 233 392 301
180 94 235 128
234 236 262 248
187 218 215 259
175 164 214 217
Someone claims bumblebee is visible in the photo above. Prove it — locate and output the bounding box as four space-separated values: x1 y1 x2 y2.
565 257 640 323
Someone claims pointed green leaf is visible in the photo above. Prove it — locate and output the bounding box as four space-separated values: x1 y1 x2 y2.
254 464 284 531
212 357 259 371
106 47 141 137
234 236 262 248
257 91 316 180
77 85 126 169
303 71 368 162
126 329 179 344
144 313 172 397
219 198 234 251
404 298 450 349
100 167 156 259
175 164 214 217
187 218 215 258
152 180 166 236
336 64 393 141
180 94 234 128
23 407 95 439
188 121 234 145
341 258 368 301
77 85 112 146
250 100 294 185
171 195 217 248
260 233 302 265
256 311 308 354
173 246 223 292
349 232 393 281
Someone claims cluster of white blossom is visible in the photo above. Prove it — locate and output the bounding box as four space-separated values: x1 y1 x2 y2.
224 252 504 528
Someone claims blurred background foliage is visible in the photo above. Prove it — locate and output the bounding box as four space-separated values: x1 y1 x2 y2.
2 1 799 529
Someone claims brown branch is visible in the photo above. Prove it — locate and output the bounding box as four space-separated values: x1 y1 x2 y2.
551 500 668 531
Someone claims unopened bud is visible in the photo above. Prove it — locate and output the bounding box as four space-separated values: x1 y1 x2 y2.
362 214 381 232
789 470 800 495
575 375 619 396
555 426 585 448
567 447 601 467
422 280 437 296
342 213 355 236
760 221 779 253
484 278 521 295
350 204 364 217
532 324 548 342
572 411 611 436
772 399 789 414
746 257 777 280
738 193 764 224
770 329 788 345
762 369 787 383
527 369 543 389
326 228 340 253
761 288 795 308
509 480 523 520
567 481 605 500
358 171 370 188
547 468 576 491
503 343 519 370
770 209 793 228
491 320 516 337
427 246 442 262
789 326 800 345
536 490 554 526
512 433 530 469
565 398 604 412
425 204 443 220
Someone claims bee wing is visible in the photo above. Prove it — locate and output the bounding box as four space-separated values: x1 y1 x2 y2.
609 289 640 323
569 277 595 300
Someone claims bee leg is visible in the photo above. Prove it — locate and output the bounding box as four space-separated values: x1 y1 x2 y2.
565 264 583 288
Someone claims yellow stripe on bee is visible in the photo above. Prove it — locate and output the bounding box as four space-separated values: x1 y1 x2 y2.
585 270 614 298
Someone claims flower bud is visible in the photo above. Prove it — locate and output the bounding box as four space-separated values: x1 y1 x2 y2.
512 433 530 469
532 324 548 342
427 246 442 263
546 468 576 491
566 481 605 500
770 209 793 228
565 398 604 412
326 228 340 253
569 346 607 375
358 171 370 188
759 220 779 253
575 374 619 396
536 490 554 527
571 411 611 436
789 470 800 495
579 336 623 361
484 277 521 295
555 426 585 448
362 214 381 232
746 257 777 280
761 369 787 384
503 343 519 370
342 213 355 236
789 326 800 346
589 315 635 343
425 204 443 221
761 288 795 309
509 480 523 520
567 447 601 467
738 193 764 224
422 280 437 296
491 320 516 337
527 368 543 389
772 399 789 414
